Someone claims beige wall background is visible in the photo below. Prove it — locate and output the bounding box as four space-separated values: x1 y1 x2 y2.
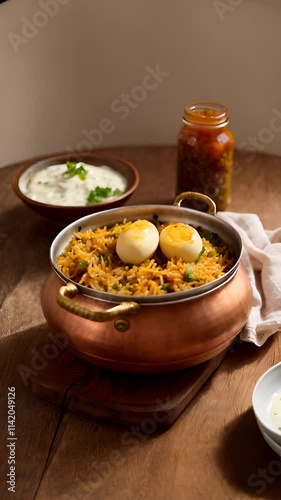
1 0 281 167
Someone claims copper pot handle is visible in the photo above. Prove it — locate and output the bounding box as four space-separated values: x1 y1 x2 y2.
173 192 216 215
57 282 141 322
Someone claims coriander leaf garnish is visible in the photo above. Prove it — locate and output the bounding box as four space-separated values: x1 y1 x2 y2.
194 246 205 264
77 261 88 270
183 269 195 282
66 161 88 181
183 265 200 282
66 161 76 173
87 186 122 205
161 283 171 291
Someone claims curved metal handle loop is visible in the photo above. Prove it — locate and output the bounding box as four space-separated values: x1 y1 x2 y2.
57 282 141 322
173 191 216 216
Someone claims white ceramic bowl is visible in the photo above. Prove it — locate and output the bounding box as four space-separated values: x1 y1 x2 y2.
252 362 281 447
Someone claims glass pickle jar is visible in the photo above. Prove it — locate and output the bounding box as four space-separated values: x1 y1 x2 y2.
176 102 234 211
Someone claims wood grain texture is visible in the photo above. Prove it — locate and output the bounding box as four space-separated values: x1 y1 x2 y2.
35 341 281 500
0 325 62 500
29 346 227 429
1 147 281 500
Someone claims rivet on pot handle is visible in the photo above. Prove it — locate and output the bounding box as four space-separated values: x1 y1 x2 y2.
57 282 141 322
173 192 216 216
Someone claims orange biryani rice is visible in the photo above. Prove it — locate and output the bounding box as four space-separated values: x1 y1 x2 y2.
56 220 236 296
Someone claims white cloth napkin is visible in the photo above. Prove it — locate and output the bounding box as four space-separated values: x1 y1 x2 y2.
217 212 281 346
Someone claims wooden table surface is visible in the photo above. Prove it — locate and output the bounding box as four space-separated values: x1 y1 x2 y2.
1 146 281 500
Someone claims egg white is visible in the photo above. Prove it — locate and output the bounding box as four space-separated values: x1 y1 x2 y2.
159 223 203 262
116 220 159 265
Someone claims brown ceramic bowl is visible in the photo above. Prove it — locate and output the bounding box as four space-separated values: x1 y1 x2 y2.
12 152 140 226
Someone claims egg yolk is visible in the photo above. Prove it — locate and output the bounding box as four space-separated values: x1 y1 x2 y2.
159 223 202 262
116 220 159 265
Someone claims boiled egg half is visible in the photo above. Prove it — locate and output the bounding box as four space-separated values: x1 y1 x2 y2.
116 220 159 265
160 223 203 262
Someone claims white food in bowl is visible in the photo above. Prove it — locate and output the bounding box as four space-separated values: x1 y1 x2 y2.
19 162 127 206
270 393 281 431
252 362 281 447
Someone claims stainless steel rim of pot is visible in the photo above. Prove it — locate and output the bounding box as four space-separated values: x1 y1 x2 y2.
51 193 242 314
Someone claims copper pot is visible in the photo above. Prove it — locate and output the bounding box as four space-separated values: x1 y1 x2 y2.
41 193 253 373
